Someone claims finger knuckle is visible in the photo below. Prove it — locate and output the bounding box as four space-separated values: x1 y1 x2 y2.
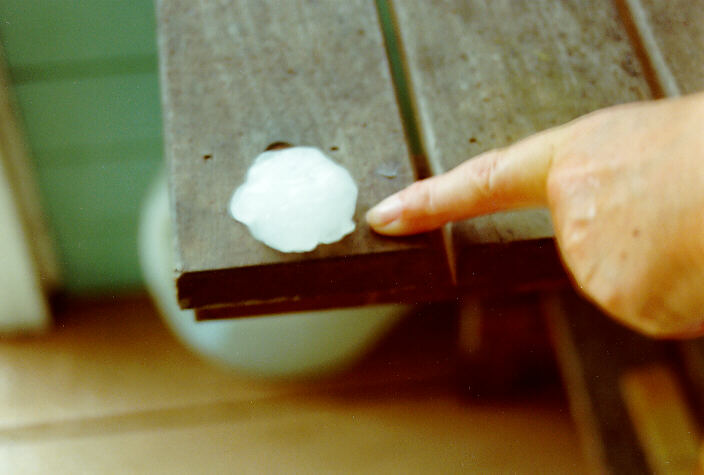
546 171 565 206
470 152 501 199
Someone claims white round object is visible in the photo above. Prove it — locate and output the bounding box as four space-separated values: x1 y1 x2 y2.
230 146 358 252
139 172 408 378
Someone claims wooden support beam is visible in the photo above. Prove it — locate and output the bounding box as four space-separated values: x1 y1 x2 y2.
622 0 704 96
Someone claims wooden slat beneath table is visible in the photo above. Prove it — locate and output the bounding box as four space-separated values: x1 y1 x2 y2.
391 0 652 289
620 364 700 474
157 0 451 312
542 290 682 474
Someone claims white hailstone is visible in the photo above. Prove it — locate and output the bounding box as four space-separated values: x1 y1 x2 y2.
229 146 358 253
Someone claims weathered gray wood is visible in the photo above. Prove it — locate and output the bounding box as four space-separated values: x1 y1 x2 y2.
627 0 704 95
391 0 652 287
158 0 451 311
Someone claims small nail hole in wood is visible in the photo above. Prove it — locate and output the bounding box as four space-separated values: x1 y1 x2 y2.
265 142 293 151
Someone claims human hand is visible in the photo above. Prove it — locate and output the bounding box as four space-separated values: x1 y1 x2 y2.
367 93 704 338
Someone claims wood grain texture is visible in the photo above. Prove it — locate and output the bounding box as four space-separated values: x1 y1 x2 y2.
543 290 677 474
628 0 704 95
391 0 652 288
0 398 583 474
158 0 450 311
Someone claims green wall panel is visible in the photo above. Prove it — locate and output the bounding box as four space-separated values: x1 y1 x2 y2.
13 73 161 150
57 232 146 292
0 1 156 68
36 158 157 230
0 2 163 293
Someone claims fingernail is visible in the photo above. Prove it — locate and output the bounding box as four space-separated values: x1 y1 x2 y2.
366 194 403 228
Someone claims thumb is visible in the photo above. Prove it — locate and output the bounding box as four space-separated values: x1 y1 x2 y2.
366 126 568 235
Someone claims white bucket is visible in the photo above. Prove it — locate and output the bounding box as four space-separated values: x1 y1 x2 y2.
138 173 409 378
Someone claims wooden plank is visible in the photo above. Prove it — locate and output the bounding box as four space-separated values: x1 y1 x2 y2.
0 399 583 474
391 0 652 289
158 0 451 311
0 398 583 474
620 364 700 474
623 0 704 95
542 290 677 474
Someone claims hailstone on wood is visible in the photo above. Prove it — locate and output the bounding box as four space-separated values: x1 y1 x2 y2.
229 146 358 252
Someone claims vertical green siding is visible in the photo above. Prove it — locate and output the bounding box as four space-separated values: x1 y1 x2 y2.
0 1 163 293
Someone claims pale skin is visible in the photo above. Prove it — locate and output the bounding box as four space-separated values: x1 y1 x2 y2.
366 92 704 338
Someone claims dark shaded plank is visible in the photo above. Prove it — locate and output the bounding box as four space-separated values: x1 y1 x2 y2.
391 0 652 289
543 290 683 474
157 0 451 311
457 293 558 398
625 0 704 95
678 342 704 422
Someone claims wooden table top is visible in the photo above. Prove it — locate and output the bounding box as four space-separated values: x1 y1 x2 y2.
158 0 703 318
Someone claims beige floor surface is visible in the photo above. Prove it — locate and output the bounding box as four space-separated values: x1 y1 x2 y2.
0 296 585 474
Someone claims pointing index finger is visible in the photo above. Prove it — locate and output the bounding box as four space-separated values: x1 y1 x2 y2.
366 125 567 235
